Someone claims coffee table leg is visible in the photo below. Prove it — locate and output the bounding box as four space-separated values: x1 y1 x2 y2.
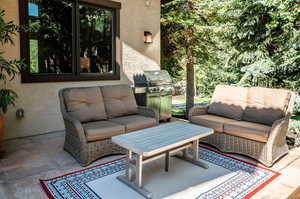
136 154 143 187
182 148 188 158
165 152 170 172
127 150 133 181
192 139 199 160
174 139 209 169
117 152 152 199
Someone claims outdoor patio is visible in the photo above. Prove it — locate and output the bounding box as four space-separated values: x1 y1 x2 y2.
0 0 299 198
1 118 300 199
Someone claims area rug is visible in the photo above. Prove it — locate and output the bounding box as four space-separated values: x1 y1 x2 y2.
40 146 280 199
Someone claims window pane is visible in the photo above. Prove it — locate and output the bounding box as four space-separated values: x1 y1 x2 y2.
29 39 38 73
28 0 73 74
79 4 115 74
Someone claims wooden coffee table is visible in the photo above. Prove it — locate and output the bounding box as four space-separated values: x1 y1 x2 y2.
112 121 214 199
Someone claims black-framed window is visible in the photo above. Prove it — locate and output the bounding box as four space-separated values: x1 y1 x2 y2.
19 0 121 83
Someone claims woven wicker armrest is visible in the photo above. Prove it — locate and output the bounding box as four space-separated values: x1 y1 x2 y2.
58 89 87 143
188 105 209 119
138 106 159 123
63 113 87 143
268 116 290 147
267 92 297 149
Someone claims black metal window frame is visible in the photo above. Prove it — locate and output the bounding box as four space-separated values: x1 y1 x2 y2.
19 0 121 83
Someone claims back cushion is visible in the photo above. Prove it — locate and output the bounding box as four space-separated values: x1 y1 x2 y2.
63 87 107 122
207 85 248 120
101 85 138 118
243 87 291 126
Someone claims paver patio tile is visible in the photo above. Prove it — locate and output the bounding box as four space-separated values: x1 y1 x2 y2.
0 183 13 199
5 182 46 199
252 182 295 199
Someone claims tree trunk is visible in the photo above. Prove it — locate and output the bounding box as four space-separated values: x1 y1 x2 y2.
185 45 194 118
184 0 195 118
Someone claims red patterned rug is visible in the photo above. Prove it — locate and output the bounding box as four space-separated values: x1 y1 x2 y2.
40 146 280 199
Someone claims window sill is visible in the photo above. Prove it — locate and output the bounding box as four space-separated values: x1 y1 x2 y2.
21 73 121 83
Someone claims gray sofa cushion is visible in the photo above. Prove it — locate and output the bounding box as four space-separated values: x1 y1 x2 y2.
207 85 248 120
101 85 138 119
63 87 107 122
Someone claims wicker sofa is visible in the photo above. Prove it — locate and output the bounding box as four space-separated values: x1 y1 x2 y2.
189 85 295 167
59 84 159 166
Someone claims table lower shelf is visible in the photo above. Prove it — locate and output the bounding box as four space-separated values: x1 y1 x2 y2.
116 140 209 199
117 175 153 199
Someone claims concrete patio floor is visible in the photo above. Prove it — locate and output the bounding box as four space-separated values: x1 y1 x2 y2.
1 128 300 199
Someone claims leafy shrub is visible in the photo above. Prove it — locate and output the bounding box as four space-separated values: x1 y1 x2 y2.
0 9 24 114
294 102 300 115
289 119 300 146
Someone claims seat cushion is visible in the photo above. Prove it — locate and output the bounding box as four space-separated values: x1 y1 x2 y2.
101 85 138 119
109 115 157 132
83 121 125 142
243 87 291 125
189 114 237 132
63 87 107 122
207 85 248 120
224 121 271 142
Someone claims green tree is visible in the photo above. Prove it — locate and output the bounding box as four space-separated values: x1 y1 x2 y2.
161 0 218 115
162 0 300 99
213 0 300 90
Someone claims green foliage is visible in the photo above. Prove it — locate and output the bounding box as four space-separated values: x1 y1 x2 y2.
0 9 24 114
161 0 300 96
172 109 186 116
0 89 17 114
162 0 222 113
291 115 300 121
226 0 300 90
0 10 19 46
161 0 218 81
29 40 39 73
294 102 300 115
289 119 300 146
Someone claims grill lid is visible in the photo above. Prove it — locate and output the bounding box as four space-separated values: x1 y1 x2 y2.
134 70 172 87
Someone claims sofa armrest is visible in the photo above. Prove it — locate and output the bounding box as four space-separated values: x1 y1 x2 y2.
63 113 87 144
138 106 159 123
188 105 209 120
267 116 290 151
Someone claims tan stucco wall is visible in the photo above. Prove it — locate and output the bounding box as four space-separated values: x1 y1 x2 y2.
0 0 161 139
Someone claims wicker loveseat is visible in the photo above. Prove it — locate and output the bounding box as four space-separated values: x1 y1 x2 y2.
59 84 159 166
189 85 295 167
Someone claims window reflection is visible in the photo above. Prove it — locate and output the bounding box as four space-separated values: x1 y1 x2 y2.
28 0 73 74
79 4 115 74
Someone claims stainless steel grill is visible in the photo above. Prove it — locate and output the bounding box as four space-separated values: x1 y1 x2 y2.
134 70 173 121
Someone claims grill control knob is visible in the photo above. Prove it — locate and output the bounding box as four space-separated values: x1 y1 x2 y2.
148 87 158 93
